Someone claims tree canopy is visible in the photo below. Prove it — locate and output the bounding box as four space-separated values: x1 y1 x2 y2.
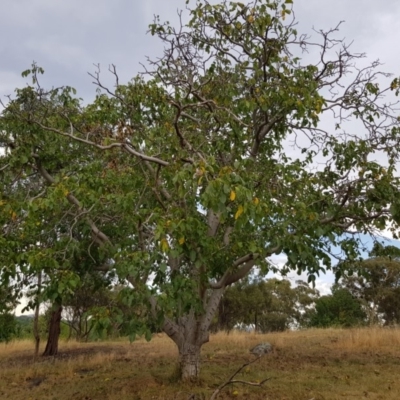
308 286 366 328
1 0 400 379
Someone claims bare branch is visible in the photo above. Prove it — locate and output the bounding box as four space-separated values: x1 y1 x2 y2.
209 355 272 400
28 118 169 167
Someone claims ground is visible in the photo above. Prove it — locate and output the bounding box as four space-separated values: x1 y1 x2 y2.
1 328 400 399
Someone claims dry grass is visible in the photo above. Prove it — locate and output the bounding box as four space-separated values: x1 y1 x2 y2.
1 328 400 399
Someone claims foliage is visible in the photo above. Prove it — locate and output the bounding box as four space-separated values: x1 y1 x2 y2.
308 287 366 328
0 285 19 314
62 273 115 341
0 284 20 342
2 0 400 378
0 312 17 342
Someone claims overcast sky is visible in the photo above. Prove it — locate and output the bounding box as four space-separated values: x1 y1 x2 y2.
2 0 400 299
1 0 399 101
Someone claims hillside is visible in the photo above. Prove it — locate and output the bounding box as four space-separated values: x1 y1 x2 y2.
1 328 400 399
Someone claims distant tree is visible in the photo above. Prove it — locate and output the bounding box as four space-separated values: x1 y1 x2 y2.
308 287 366 328
217 278 318 332
338 244 400 325
14 315 35 338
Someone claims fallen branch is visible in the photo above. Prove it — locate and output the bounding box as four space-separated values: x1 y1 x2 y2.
209 356 272 400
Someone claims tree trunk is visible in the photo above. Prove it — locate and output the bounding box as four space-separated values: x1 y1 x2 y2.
33 302 40 359
42 303 62 356
33 271 42 359
179 342 201 380
161 288 225 381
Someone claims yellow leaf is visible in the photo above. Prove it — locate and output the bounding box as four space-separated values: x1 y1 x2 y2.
160 238 169 252
247 15 254 23
179 237 185 245
219 166 233 176
232 390 239 396
235 205 244 220
315 99 323 114
253 197 259 205
230 190 236 201
11 211 17 221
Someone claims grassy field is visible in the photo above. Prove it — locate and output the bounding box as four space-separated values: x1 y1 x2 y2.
1 327 400 399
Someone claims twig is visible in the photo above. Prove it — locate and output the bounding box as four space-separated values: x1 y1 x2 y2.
0 163 10 172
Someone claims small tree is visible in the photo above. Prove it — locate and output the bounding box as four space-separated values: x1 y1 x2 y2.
2 0 400 380
63 274 115 341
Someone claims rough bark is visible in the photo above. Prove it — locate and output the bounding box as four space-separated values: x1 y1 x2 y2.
178 342 201 380
42 303 62 356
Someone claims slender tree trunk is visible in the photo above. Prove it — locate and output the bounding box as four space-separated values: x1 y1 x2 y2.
33 306 40 358
67 322 73 341
42 303 62 356
33 271 42 359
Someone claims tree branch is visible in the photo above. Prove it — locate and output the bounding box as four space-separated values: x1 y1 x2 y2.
31 119 169 166
32 153 111 246
209 355 271 400
207 210 220 237
210 253 259 289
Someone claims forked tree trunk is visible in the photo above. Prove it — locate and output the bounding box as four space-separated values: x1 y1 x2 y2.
162 288 224 381
43 303 62 356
